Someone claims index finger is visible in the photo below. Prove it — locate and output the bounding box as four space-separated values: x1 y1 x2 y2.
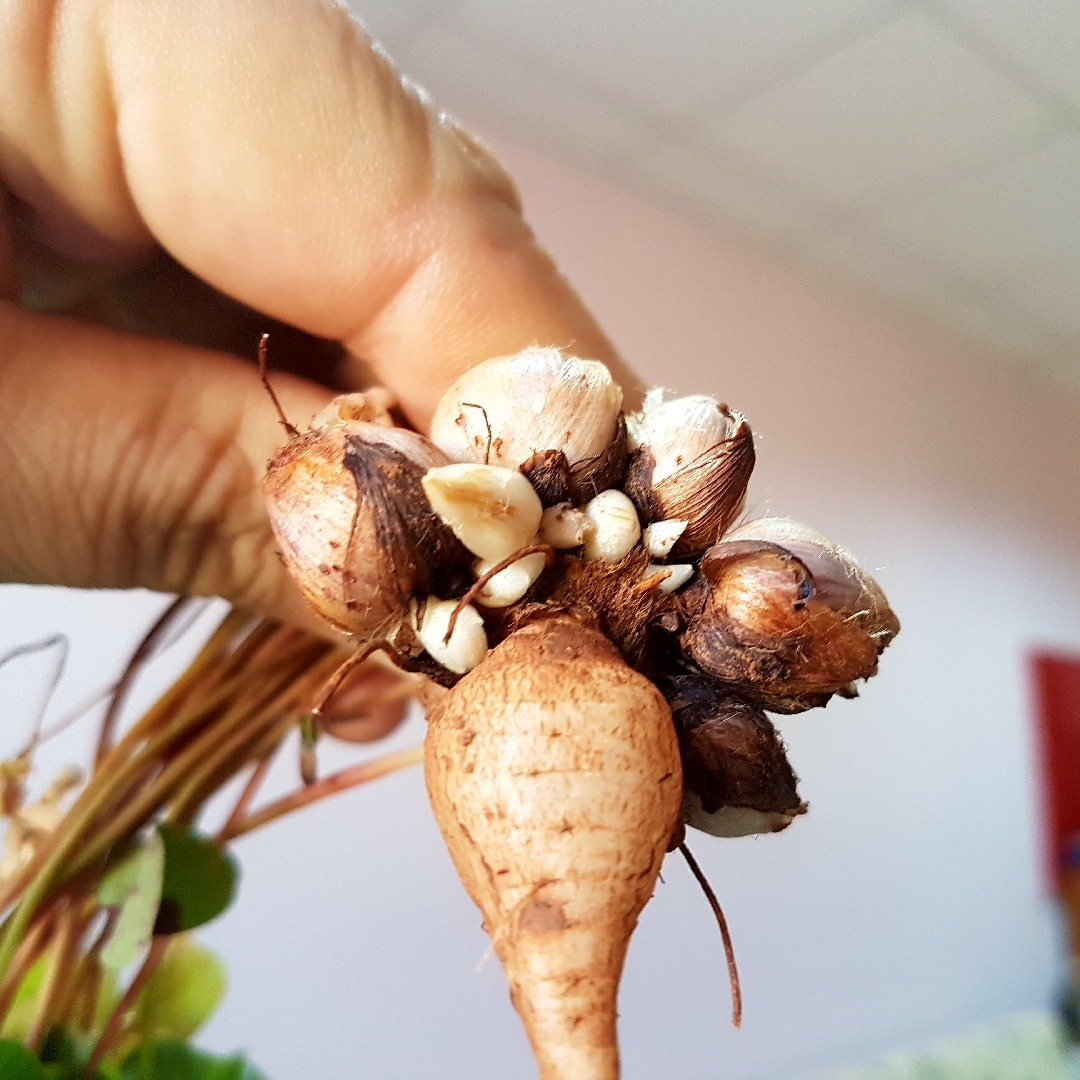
0 0 642 426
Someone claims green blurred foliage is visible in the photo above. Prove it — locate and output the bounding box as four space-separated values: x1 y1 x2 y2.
98 832 166 971
136 938 227 1044
155 827 238 935
120 1040 266 1080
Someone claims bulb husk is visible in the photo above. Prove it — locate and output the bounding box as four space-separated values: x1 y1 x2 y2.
623 393 754 557
264 410 466 636
429 347 627 505
663 674 804 837
682 518 900 713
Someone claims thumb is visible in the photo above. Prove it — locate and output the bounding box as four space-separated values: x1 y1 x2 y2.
2 0 641 428
0 0 641 625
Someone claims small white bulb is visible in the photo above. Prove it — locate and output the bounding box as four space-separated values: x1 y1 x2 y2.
645 563 694 593
642 519 688 558
582 490 641 562
473 550 547 608
538 503 589 549
413 599 488 674
422 463 543 562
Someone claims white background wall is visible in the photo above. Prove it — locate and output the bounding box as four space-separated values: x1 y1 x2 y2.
2 139 1079 1080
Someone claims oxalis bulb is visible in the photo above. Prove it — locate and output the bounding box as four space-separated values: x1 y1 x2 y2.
263 398 467 636
624 390 754 558
682 518 900 713
428 346 627 505
425 617 682 1080
664 673 806 837
260 345 902 1073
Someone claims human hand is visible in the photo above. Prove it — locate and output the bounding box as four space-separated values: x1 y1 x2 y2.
0 0 639 640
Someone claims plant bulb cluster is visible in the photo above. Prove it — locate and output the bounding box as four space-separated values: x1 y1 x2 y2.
263 346 899 1079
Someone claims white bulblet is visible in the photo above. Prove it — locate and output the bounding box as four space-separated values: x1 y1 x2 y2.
422 464 543 562
645 563 694 593
413 599 488 674
538 503 589 548
582 490 641 562
473 550 548 607
642 519 688 558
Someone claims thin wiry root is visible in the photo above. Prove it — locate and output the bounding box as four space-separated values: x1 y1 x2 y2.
443 545 555 645
258 333 299 437
301 639 400 785
679 842 742 1029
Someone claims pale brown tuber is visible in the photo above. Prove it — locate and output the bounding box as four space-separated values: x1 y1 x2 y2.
261 344 900 1077
425 617 681 1080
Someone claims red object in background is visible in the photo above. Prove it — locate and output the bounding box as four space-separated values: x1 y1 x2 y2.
1032 651 1080 893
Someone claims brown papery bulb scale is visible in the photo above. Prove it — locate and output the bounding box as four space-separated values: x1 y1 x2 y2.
624 391 754 558
682 518 900 713
425 617 682 1080
263 408 466 636
428 347 627 504
664 674 806 837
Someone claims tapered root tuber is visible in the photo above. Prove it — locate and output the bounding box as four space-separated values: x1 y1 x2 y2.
424 617 682 1080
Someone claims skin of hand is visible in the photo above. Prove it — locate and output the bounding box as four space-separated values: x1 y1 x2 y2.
0 0 642 651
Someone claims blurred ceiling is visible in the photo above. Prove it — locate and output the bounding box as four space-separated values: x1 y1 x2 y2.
350 0 1080 388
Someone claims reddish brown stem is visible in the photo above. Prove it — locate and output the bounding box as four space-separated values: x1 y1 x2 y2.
73 640 325 873
219 745 423 842
0 620 288 923
679 842 742 1029
259 333 299 436
11 614 256 902
95 597 190 767
69 908 118 1033
217 751 278 843
0 904 57 1020
85 935 170 1077
443 545 555 645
